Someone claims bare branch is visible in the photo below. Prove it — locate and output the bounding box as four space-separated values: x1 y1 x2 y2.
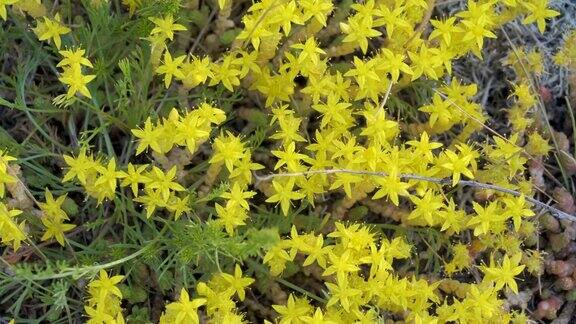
254 168 576 222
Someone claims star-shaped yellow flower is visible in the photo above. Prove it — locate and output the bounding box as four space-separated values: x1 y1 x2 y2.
33 14 71 49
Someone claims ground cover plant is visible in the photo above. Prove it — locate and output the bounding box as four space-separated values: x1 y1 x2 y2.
1 0 576 322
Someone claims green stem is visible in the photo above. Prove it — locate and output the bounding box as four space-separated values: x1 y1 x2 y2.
27 244 150 281
275 277 328 304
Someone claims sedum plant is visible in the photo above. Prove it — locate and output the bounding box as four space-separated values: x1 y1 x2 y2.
0 0 571 323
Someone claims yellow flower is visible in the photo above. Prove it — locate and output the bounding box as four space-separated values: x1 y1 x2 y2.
502 195 535 231
265 177 305 216
325 277 362 312
218 264 255 301
41 217 76 246
57 48 93 69
162 288 206 324
149 15 187 41
95 158 125 193
291 37 326 65
88 269 125 305
380 48 413 82
522 0 560 33
0 0 19 21
299 0 333 26
122 0 141 16
480 253 525 293
323 250 360 284
220 183 256 210
179 56 214 89
208 54 241 91
441 149 475 186
174 113 210 153
407 132 443 161
467 201 503 236
272 294 313 324
460 19 496 51
215 202 247 235
84 306 115 323
372 168 410 206
155 51 185 88
166 195 191 220
62 148 99 184
429 17 462 46
271 142 308 171
0 163 16 198
491 134 521 160
209 132 246 172
38 189 68 221
0 202 26 251
146 166 185 201
0 150 17 172
131 117 163 155
33 13 71 49
134 188 166 218
118 163 150 196
217 0 228 10
408 190 445 225
58 66 96 99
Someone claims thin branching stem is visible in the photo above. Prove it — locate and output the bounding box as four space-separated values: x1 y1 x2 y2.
378 80 394 112
26 245 150 281
254 169 576 222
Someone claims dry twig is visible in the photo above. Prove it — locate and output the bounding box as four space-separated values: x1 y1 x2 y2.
254 168 576 222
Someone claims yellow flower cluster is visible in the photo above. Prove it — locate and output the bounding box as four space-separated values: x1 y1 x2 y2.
113 1 559 320
154 48 255 91
28 8 97 100
0 202 25 251
208 132 264 234
444 243 473 275
38 189 75 246
131 104 225 155
554 30 576 68
56 48 96 99
62 149 120 204
0 0 563 321
84 270 125 323
145 0 560 104
62 149 184 218
209 131 264 187
0 151 26 251
159 264 254 324
263 222 529 322
0 153 76 250
0 151 17 199
216 183 256 235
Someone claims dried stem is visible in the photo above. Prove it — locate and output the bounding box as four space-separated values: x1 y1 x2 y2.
254 168 576 222
378 80 394 112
